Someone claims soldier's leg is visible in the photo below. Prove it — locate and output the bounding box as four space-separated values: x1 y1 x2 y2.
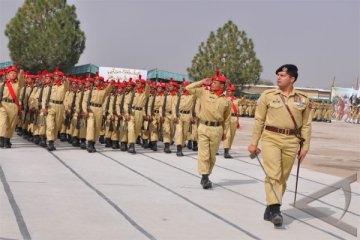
163 115 172 153
279 138 299 196
208 125 223 173
197 124 211 175
46 111 56 141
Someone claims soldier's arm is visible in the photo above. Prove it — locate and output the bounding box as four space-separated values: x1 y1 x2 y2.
301 99 312 151
144 81 150 98
185 80 205 98
250 93 268 146
104 82 113 95
223 99 232 136
18 70 24 89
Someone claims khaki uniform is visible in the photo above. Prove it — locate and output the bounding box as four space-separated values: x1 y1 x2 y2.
127 84 150 144
251 88 312 205
148 93 163 142
159 91 177 144
84 84 112 142
71 88 86 140
186 81 231 175
0 72 24 138
174 92 195 146
42 80 69 141
223 97 240 149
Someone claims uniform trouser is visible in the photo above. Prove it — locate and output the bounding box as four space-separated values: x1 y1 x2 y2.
33 113 46 136
261 130 300 205
111 117 120 141
86 106 103 141
46 104 65 141
119 119 128 142
104 117 113 138
142 121 150 140
60 120 67 134
324 110 333 121
175 113 191 146
197 123 223 175
187 120 198 141
0 103 19 138
223 117 238 149
128 110 144 144
162 114 174 144
149 114 160 142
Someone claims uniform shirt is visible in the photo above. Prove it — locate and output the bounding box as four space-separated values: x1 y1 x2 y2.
172 93 195 118
82 83 112 111
159 92 177 116
1 72 24 102
132 83 150 109
186 80 231 135
251 88 312 151
41 79 69 109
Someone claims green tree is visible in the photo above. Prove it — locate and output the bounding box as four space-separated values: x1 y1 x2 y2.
187 20 262 88
5 0 85 73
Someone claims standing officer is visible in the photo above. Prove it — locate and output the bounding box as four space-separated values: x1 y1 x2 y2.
248 64 312 227
185 71 231 189
0 65 24 148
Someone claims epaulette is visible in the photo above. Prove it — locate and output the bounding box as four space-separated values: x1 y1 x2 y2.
263 89 277 95
295 90 308 98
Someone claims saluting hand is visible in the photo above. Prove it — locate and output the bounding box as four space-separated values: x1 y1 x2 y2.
201 77 212 86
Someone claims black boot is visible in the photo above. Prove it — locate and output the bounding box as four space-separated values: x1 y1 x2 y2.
39 137 47 147
105 138 112 148
4 138 11 148
176 145 184 157
120 142 127 151
164 143 171 153
67 134 73 144
80 138 87 149
142 139 149 149
0 137 4 148
28 133 34 142
47 140 56 151
99 135 105 144
112 141 120 149
200 174 212 189
187 140 193 150
72 137 80 147
60 133 67 142
264 206 271 221
148 141 153 149
224 148 233 158
16 127 22 135
87 141 96 153
128 143 136 154
192 141 198 151
34 135 40 145
151 141 157 151
269 204 283 227
136 136 141 145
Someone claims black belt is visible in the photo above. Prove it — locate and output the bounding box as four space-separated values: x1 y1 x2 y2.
132 107 143 111
265 126 298 135
2 98 15 103
90 102 102 108
51 100 63 104
231 113 238 117
180 110 191 114
199 119 223 127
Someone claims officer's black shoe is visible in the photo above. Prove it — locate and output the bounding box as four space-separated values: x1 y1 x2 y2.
72 137 80 147
120 142 126 151
269 204 283 227
151 141 157 151
187 140 193 150
264 206 271 221
99 135 105 144
200 175 212 189
136 136 141 145
0 137 4 148
192 141 198 151
128 143 136 154
4 138 12 148
164 143 172 153
80 139 87 149
142 139 149 149
34 135 40 145
39 137 47 148
176 145 184 157
224 148 233 158
105 138 112 148
112 141 120 149
47 141 56 151
60 133 67 142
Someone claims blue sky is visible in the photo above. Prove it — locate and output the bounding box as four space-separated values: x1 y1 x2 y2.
0 0 359 89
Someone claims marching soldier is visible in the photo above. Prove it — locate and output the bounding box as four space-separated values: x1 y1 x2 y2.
42 68 69 151
83 73 113 153
160 79 178 153
223 83 240 158
248 64 312 227
173 79 195 156
126 76 150 154
0 65 24 148
185 71 231 189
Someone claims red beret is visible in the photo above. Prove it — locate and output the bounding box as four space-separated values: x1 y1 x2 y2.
6 65 18 73
227 84 236 91
53 67 64 76
212 70 227 83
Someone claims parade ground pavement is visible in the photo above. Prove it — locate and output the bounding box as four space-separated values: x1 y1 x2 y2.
1 118 359 240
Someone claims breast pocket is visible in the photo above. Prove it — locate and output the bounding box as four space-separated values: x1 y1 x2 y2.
269 101 283 109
